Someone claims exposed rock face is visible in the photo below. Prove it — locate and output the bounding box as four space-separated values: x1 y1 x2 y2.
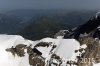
6 44 45 66
64 16 100 40
77 35 100 66
54 30 69 38
29 56 45 66
27 45 45 66
49 54 62 66
6 44 27 57
34 42 52 47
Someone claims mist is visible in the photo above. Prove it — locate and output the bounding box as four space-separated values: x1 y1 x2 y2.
0 0 100 12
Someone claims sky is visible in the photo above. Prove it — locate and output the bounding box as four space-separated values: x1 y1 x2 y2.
0 0 100 11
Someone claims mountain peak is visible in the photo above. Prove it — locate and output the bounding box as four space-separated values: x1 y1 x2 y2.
64 15 100 40
96 11 100 18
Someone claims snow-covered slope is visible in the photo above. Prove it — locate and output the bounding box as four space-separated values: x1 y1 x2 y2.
35 37 81 66
0 35 33 66
0 35 80 66
55 39 79 60
0 35 99 66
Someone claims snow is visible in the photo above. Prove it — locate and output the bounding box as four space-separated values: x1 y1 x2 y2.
96 11 100 18
35 37 81 66
55 39 80 61
70 44 87 62
93 63 100 66
37 46 52 58
41 37 55 42
0 35 100 66
0 35 32 66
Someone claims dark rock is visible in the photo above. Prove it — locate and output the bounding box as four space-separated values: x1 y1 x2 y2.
32 48 42 56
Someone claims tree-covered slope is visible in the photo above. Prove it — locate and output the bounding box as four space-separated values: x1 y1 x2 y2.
18 17 72 40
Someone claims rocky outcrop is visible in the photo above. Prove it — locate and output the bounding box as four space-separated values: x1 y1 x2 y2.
64 16 100 40
6 44 27 57
77 35 100 66
6 44 45 66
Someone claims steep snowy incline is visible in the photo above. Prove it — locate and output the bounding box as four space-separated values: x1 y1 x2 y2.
55 39 80 61
34 36 82 66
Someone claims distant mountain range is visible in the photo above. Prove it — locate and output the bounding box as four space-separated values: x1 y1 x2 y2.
0 9 98 40
0 14 23 34
0 10 100 66
6 9 97 26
